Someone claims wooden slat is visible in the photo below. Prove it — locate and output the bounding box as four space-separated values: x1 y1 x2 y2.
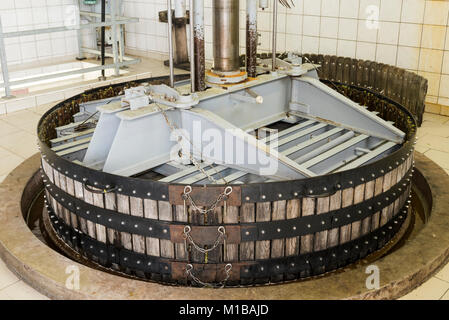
239 204 255 261
271 203 287 249
255 202 271 260
327 190 341 248
300 198 315 253
143 199 160 256
130 196 145 253
393 163 405 218
52 169 63 220
65 177 78 229
223 205 239 262
386 167 398 222
189 206 205 263
271 200 286 282
285 199 300 256
117 194 132 250
314 197 329 251
380 170 392 226
300 197 315 277
73 180 88 234
42 160 54 183
105 192 119 245
371 176 384 230
58 173 71 226
208 207 223 264
158 201 174 258
361 180 375 235
350 183 365 240
93 191 107 244
239 203 255 285
83 186 97 239
339 187 353 244
174 205 188 261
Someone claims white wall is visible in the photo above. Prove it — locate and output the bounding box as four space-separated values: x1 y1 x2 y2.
0 0 87 67
123 0 449 108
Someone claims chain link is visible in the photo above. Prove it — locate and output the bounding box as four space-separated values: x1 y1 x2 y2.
185 263 233 288
182 186 233 216
183 225 226 254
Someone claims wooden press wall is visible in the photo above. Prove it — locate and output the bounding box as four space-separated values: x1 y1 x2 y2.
41 151 413 268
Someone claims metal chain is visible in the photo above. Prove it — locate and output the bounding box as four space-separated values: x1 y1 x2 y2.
185 263 233 288
183 186 233 216
183 225 226 254
154 103 222 184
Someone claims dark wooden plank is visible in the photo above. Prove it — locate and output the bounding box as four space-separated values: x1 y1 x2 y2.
58 173 71 226
371 176 384 230
189 206 205 263
339 187 353 244
327 190 341 248
93 191 107 244
239 203 255 285
300 198 315 253
65 177 78 229
73 180 88 234
130 196 145 253
117 194 132 250
350 183 365 240
255 202 271 260
207 206 223 264
380 171 392 226
314 197 329 251
174 204 188 261
223 206 239 262
105 192 120 245
143 199 160 256
239 203 255 260
386 168 398 221
285 199 300 256
158 201 174 259
83 185 97 239
271 200 286 282
361 180 375 235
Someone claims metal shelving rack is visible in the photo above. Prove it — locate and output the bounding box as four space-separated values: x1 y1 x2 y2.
0 0 140 98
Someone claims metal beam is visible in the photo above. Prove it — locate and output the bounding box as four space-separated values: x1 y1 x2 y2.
182 108 316 180
335 141 397 172
290 76 405 143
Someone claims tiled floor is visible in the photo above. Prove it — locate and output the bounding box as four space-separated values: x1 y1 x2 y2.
0 57 449 299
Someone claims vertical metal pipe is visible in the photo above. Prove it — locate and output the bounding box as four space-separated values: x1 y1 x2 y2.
193 0 205 91
189 0 196 92
246 0 257 78
0 17 12 98
271 0 277 71
111 0 119 76
119 24 125 63
167 0 175 87
75 0 85 60
100 0 106 79
213 0 240 73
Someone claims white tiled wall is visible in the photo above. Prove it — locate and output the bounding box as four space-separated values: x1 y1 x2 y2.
0 0 82 66
123 0 449 107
